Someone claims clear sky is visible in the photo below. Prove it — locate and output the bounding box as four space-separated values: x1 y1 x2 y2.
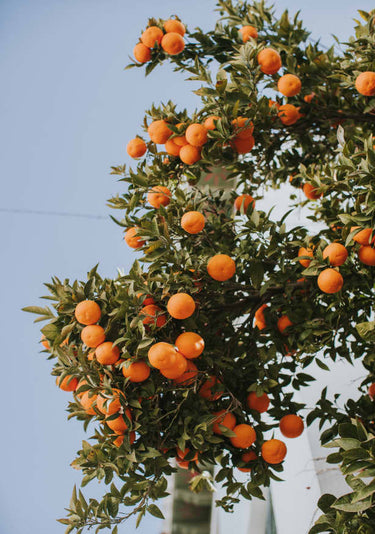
1 1 373 533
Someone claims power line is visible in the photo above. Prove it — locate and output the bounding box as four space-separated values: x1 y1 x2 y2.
0 207 108 220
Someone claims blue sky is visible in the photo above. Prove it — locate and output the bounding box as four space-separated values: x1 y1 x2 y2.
1 1 373 533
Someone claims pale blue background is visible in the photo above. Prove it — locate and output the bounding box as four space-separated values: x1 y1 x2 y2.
0 1 373 533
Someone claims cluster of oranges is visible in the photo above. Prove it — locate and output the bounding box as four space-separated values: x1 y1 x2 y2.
133 19 186 64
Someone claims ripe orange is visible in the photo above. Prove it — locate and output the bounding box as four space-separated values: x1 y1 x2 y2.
277 315 293 335
161 32 185 55
41 334 51 350
181 211 205 234
204 115 220 130
106 409 132 434
75 300 101 325
148 342 177 369
133 43 151 63
160 352 187 379
239 25 258 42
277 74 301 97
355 71 375 96
368 383 375 399
140 304 167 328
207 254 236 281
261 439 287 464
351 227 374 245
230 424 256 449
278 104 301 125
231 117 254 139
56 375 78 392
212 410 236 434
126 138 147 158
257 48 282 75
141 26 163 48
322 243 348 267
163 19 185 36
95 342 120 365
147 185 172 208
96 389 124 415
254 303 267 330
180 144 201 164
231 135 255 154
177 447 198 462
185 124 208 147
123 361 150 382
165 138 181 156
173 123 188 146
303 183 322 200
176 458 190 469
317 268 343 294
167 293 196 320
75 378 88 398
113 430 136 448
173 360 198 385
238 450 257 472
80 390 97 415
124 227 145 249
247 392 270 413
298 247 313 267
269 99 280 110
81 325 106 348
304 92 315 103
234 194 255 212
148 120 172 144
358 245 375 266
175 332 204 359
199 376 223 400
136 292 155 306
279 414 304 438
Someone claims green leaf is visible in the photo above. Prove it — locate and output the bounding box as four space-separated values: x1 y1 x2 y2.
147 504 165 519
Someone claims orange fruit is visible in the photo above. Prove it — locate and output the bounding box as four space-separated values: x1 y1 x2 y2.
140 304 167 328
368 383 375 399
269 99 280 109
75 378 89 398
141 26 163 48
351 227 374 245
317 268 343 293
231 117 254 139
176 458 190 469
41 334 51 350
179 144 201 164
303 183 322 200
207 254 235 281
230 424 256 449
106 409 132 435
254 303 267 330
279 414 304 438
185 123 208 146
204 115 220 130
212 410 236 435
173 124 188 146
322 243 348 267
358 245 375 266
136 292 155 306
167 293 195 320
161 32 185 55
298 247 313 267
173 359 198 385
113 431 136 447
147 185 172 208
148 342 177 369
148 120 172 144
261 439 287 464
355 71 375 96
123 361 150 382
277 74 301 97
176 447 198 462
277 315 293 335
181 211 205 234
126 138 147 158
164 19 186 36
75 300 101 325
247 392 270 413
231 135 255 153
133 43 151 63
175 332 204 359
80 390 97 415
165 138 181 156
124 227 145 249
160 352 187 379
234 194 255 212
304 92 315 103
56 375 78 392
239 25 258 42
257 48 282 75
95 342 120 365
199 376 223 400
238 450 257 472
96 389 124 415
81 325 106 348
278 104 301 125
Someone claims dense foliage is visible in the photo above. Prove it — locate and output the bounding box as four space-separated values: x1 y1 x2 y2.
25 1 375 532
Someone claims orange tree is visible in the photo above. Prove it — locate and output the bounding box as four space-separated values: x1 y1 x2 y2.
24 2 375 533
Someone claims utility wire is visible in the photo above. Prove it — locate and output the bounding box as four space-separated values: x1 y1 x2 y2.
0 207 108 220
